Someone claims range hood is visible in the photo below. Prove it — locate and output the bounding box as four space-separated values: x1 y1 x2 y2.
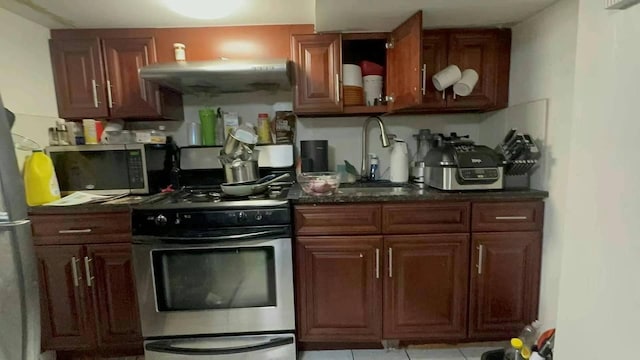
139 59 294 95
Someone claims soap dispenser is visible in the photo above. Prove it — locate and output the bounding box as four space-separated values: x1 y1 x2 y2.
390 138 409 183
368 153 380 181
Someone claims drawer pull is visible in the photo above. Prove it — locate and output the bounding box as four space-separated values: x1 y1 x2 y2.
375 249 380 279
71 257 81 287
59 229 93 234
495 216 528 220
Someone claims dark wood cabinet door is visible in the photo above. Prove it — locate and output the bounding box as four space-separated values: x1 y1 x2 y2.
296 236 382 342
86 243 143 352
49 38 108 119
446 30 511 110
292 34 342 114
36 245 94 351
383 234 469 340
421 31 449 109
469 232 542 340
387 11 423 111
102 37 161 118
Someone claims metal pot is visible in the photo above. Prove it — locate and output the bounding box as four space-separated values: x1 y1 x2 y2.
221 173 291 197
223 160 259 184
222 132 256 159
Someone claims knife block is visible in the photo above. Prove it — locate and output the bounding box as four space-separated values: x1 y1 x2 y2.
504 174 530 189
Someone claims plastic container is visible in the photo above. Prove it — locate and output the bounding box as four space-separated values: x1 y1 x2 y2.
519 320 541 358
23 150 61 206
369 153 380 181
343 64 363 87
173 43 186 61
504 338 524 360
298 172 340 196
390 139 409 183
188 122 201 146
150 126 167 144
360 60 384 76
199 108 217 145
82 119 98 144
257 113 272 144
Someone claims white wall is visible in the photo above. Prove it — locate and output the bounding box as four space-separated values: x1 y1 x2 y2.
554 1 640 358
479 0 579 328
0 8 59 167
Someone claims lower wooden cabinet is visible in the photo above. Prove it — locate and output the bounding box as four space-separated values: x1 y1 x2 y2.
383 234 469 340
469 232 542 340
296 236 382 342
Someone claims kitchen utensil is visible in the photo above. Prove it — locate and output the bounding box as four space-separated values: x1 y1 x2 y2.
223 159 259 184
342 64 363 87
297 172 340 196
220 173 290 196
222 131 256 159
453 69 479 96
410 161 427 188
432 65 462 91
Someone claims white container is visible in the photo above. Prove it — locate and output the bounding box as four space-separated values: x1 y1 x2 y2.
343 64 363 87
173 43 186 62
390 138 409 183
432 65 462 91
188 122 201 146
223 112 240 140
453 69 479 96
363 75 384 106
82 119 98 144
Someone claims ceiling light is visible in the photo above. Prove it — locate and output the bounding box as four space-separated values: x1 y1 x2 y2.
163 0 245 20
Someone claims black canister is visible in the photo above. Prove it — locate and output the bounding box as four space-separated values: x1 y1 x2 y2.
300 140 329 172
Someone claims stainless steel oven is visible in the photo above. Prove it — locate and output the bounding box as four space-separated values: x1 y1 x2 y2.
132 231 294 338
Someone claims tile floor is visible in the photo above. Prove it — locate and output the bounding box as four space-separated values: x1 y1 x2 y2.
300 346 502 360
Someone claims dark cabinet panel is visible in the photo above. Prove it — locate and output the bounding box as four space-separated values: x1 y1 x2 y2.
86 243 143 352
49 38 108 119
382 202 470 234
383 235 469 340
421 31 449 109
102 37 161 118
472 201 544 232
36 245 94 351
295 204 382 236
296 236 382 342
292 34 342 114
386 11 423 111
469 232 542 340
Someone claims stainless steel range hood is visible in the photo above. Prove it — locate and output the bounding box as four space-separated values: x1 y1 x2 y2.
139 59 294 95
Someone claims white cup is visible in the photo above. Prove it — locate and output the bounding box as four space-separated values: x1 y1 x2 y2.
453 69 479 96
432 65 462 91
363 75 384 105
343 64 363 87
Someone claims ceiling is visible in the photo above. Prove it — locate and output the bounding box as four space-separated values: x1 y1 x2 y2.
0 0 557 30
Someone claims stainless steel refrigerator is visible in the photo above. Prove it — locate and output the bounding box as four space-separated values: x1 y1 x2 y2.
0 94 40 360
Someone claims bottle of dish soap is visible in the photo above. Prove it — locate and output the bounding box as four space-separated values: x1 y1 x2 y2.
368 153 380 181
23 150 61 206
390 138 409 183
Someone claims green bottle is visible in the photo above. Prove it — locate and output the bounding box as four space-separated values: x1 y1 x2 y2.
199 108 217 145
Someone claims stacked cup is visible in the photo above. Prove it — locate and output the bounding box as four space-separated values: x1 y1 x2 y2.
363 75 383 106
343 64 364 105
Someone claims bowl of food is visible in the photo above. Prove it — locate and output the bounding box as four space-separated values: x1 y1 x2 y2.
298 172 340 196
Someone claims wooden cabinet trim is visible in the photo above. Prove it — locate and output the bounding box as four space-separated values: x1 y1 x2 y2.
387 11 423 111
472 201 544 232
295 204 382 235
382 202 470 234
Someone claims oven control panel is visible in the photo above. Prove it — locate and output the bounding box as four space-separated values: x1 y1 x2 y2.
132 207 291 236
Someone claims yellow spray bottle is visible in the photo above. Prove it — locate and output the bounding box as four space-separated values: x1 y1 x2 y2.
23 150 61 206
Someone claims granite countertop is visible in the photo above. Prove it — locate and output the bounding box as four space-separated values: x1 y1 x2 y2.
28 195 148 215
288 184 548 204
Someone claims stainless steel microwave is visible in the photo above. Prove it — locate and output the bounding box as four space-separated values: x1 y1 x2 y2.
46 144 175 195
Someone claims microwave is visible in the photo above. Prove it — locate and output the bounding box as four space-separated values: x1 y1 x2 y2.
46 144 176 195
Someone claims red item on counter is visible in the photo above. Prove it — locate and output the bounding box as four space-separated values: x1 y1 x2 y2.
95 121 104 142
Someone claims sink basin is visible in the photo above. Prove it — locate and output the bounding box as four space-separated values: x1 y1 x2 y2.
337 186 415 196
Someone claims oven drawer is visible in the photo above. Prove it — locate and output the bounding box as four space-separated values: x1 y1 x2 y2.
144 334 296 360
472 201 544 232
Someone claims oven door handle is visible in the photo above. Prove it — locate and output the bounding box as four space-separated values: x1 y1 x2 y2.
145 336 294 355
134 229 290 244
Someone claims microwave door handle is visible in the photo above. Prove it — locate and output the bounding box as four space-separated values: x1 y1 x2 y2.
145 336 294 355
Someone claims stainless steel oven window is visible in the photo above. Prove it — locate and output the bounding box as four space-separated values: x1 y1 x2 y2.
151 246 277 311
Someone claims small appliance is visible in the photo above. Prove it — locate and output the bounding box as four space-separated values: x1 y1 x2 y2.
46 143 177 195
300 140 328 172
425 133 505 191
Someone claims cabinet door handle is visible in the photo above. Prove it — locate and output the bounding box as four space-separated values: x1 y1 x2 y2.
91 80 99 108
421 64 427 96
106 80 114 108
495 216 528 220
58 229 92 234
477 244 484 275
84 257 94 287
375 248 380 279
335 73 341 104
388 248 393 278
71 257 81 287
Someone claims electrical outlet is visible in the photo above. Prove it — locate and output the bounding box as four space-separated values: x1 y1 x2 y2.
606 0 640 9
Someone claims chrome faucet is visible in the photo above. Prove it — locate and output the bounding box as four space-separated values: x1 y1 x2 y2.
361 116 393 180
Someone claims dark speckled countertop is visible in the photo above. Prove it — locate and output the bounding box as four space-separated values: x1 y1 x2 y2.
288 184 548 204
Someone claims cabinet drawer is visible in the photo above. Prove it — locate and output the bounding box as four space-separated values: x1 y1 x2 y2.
472 202 544 232
295 204 382 235
31 212 131 239
382 202 470 234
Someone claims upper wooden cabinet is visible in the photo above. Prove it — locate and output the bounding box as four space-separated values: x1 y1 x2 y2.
49 37 183 120
292 11 423 116
421 31 449 109
291 34 343 114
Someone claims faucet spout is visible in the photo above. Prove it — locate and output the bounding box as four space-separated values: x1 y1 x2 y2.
361 116 392 180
